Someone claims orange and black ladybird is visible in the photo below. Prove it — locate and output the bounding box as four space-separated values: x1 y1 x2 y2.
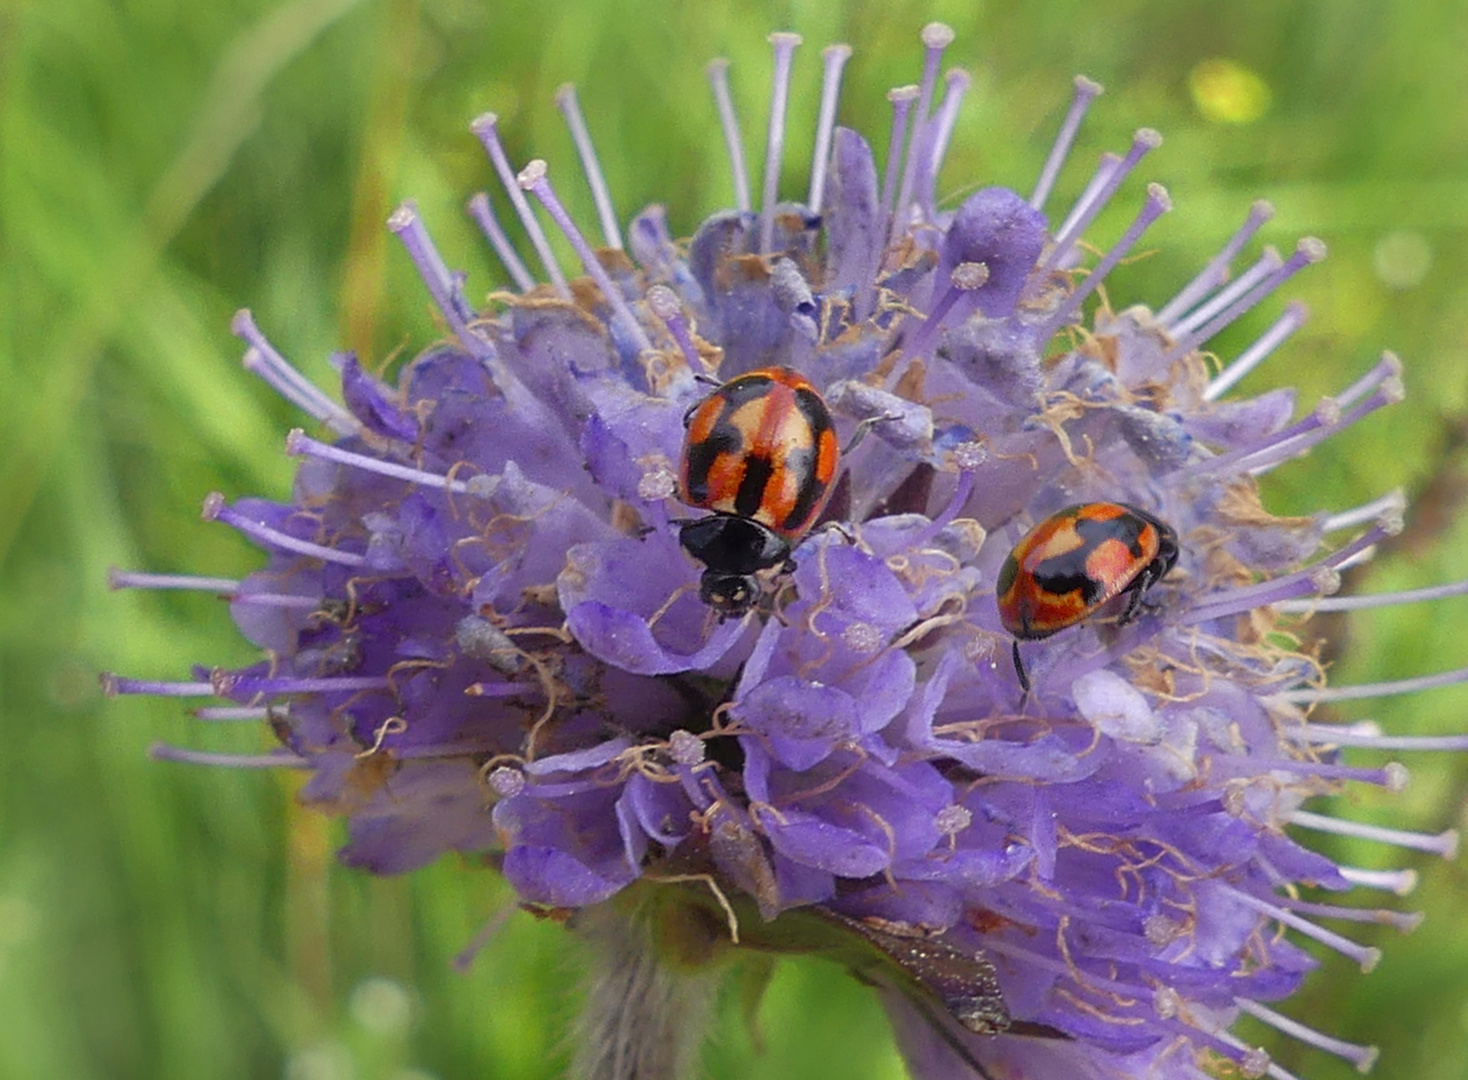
996 502 1178 692
677 366 839 615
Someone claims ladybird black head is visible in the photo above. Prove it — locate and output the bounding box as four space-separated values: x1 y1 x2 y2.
698 571 761 616
1150 515 1180 579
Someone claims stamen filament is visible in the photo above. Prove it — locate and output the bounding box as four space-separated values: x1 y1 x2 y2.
233 310 360 436
1289 808 1459 858
467 192 535 292
1171 248 1283 337
1294 722 1468 752
230 593 321 609
465 681 531 698
1276 663 1468 704
215 672 391 696
1161 239 1326 365
150 743 308 768
470 113 570 297
109 569 240 593
1332 544 1378 572
807 44 852 214
1156 199 1275 325
646 285 703 371
905 261 990 357
1218 756 1407 789
1182 524 1387 625
202 492 367 568
1203 301 1307 402
1044 129 1161 269
554 84 623 250
899 464 978 551
706 59 752 213
1234 999 1380 1074
1211 1032 1294 1080
1030 75 1104 212
1042 183 1171 337
1320 490 1407 534
1240 386 1401 475
1273 895 1423 933
1227 888 1382 972
1186 355 1402 479
1340 866 1417 895
518 160 653 355
388 203 481 347
1280 576 1468 614
286 428 476 493
1047 152 1118 258
195 705 278 721
891 22 953 240
758 32 802 254
878 86 920 246
101 675 215 698
1338 351 1403 410
920 67 971 215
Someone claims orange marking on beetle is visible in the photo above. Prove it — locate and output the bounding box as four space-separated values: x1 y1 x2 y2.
686 400 721 447
1005 587 1089 638
705 450 748 511
751 382 795 449
1029 527 1087 565
1084 538 1148 599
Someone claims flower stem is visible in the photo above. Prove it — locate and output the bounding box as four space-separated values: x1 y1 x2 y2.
570 892 726 1080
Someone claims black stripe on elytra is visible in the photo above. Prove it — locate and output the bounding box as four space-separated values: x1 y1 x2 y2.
682 423 742 504
778 444 822 531
684 373 777 503
778 386 834 531
793 385 835 443
718 372 776 409
734 452 775 517
1031 514 1147 602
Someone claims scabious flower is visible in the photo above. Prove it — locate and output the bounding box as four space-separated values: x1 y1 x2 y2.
105 24 1468 1080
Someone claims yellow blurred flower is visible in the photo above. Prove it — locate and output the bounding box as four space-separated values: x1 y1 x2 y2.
1189 58 1272 124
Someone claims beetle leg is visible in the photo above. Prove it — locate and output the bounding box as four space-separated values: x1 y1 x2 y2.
1117 581 1147 626
1011 639 1031 696
815 519 858 544
1117 561 1168 626
841 411 903 456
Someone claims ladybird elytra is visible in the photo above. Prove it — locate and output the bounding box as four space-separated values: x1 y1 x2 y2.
680 368 838 535
996 502 1178 692
676 367 839 614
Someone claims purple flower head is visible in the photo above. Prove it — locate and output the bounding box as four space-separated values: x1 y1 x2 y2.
105 24 1468 1080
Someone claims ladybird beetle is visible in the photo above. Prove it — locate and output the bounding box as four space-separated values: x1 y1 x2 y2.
996 502 1178 692
677 367 839 615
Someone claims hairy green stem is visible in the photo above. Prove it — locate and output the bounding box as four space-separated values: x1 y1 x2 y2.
569 894 726 1080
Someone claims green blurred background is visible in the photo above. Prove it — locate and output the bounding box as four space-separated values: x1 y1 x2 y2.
4 0 1468 1077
